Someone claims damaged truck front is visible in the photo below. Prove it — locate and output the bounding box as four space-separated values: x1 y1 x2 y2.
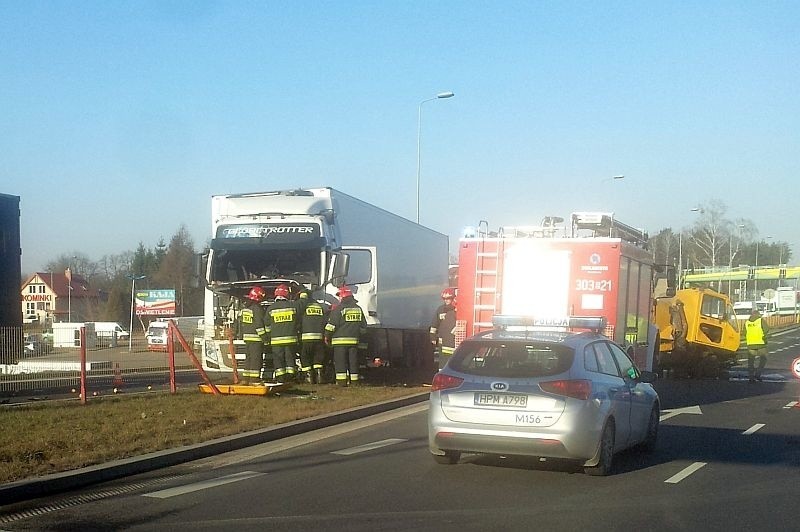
200 188 448 375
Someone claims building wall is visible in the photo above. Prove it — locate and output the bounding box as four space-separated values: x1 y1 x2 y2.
21 274 56 323
0 193 22 328
20 273 97 324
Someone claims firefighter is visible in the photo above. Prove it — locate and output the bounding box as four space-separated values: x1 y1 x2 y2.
745 307 770 382
265 284 300 383
430 287 457 370
239 286 268 385
324 285 366 386
299 289 327 384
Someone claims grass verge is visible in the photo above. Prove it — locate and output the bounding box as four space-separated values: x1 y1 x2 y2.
0 381 429 485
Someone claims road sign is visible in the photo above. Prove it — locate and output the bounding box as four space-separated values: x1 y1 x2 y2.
792 357 800 380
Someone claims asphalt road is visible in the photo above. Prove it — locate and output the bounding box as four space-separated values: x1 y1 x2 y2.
2 329 800 530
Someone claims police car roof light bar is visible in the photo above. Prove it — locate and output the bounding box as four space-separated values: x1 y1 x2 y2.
493 315 606 333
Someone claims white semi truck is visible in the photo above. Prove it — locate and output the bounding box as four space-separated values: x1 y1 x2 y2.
200 187 449 373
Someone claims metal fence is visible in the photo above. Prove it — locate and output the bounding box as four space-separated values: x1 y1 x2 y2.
1 322 436 404
1 325 201 403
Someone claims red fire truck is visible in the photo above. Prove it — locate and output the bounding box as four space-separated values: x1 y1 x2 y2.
455 212 658 371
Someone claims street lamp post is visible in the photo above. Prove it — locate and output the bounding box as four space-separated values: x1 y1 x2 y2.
755 240 761 300
127 274 146 352
678 231 683 289
416 91 454 224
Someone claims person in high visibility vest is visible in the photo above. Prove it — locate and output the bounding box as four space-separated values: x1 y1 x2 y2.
265 284 300 383
324 285 367 386
744 308 770 382
298 289 328 384
239 286 269 385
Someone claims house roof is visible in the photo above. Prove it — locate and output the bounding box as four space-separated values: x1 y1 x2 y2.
21 272 101 299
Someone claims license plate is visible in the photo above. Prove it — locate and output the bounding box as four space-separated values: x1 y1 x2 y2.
474 393 528 407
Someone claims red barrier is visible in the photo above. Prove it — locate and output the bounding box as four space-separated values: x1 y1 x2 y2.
167 329 177 394
168 320 220 395
79 327 87 405
227 328 240 385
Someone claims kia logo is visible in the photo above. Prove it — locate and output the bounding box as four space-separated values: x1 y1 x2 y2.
491 382 508 391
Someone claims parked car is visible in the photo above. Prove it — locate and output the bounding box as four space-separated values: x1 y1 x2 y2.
24 333 53 356
428 316 660 476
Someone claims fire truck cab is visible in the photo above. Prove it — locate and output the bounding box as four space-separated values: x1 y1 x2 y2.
456 212 657 371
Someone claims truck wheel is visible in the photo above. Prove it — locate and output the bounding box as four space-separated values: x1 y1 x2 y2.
699 355 721 379
585 420 615 476
432 450 461 465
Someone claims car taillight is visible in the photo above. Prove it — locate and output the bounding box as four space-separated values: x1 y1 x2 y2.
539 379 592 400
431 373 464 391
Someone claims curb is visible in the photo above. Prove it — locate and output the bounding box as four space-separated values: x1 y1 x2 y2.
0 391 430 507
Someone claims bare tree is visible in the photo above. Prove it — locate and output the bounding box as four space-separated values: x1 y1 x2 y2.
690 200 733 269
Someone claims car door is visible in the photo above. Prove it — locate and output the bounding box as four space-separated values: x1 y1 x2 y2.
607 342 652 445
589 341 632 450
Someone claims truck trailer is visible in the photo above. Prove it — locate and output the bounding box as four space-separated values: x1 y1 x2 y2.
770 286 798 316
200 187 449 373
455 212 658 371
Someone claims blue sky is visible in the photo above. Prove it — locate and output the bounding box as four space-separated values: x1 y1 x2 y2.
2 1 798 273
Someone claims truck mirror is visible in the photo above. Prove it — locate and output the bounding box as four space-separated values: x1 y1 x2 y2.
191 252 208 288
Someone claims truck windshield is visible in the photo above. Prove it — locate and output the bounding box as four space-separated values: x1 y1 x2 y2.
209 249 320 284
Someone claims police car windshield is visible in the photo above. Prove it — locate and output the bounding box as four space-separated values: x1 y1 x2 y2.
450 342 574 378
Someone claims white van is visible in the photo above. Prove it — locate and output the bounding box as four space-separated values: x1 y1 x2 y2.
92 322 130 341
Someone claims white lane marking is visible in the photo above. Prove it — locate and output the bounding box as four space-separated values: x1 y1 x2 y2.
142 471 265 499
664 462 707 484
190 402 428 469
742 423 765 435
332 438 408 456
784 401 798 409
660 405 702 421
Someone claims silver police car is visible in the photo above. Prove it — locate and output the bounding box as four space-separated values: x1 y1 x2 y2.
428 316 659 475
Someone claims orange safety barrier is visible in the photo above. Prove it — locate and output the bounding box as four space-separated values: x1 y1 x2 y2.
167 320 221 396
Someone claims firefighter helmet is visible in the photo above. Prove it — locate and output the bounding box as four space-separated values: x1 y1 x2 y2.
336 285 353 299
246 286 266 302
274 284 290 299
441 287 456 300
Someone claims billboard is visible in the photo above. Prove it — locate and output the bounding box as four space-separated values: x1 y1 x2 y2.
135 289 176 316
